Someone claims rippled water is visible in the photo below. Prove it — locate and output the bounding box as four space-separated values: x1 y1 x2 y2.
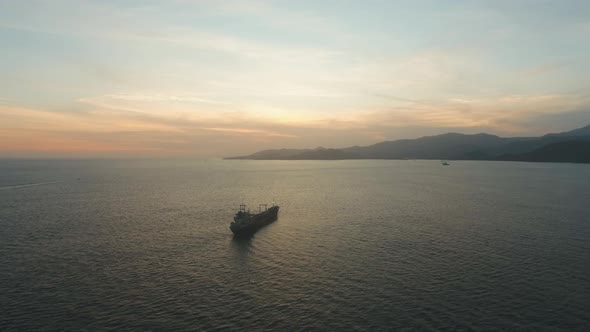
1 159 589 330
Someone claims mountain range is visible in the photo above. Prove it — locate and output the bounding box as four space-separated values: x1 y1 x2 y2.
226 125 590 163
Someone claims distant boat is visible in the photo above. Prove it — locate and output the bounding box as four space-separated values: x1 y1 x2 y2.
441 160 450 166
230 203 280 236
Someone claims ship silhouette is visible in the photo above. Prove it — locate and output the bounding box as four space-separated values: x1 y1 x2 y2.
230 203 280 236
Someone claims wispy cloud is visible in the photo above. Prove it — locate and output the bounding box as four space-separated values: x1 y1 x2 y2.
519 62 569 78
1 0 590 156
0 1 342 62
4 91 589 156
355 94 590 134
200 127 296 138
103 94 232 105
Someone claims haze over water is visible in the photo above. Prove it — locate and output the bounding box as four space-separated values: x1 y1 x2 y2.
1 159 589 330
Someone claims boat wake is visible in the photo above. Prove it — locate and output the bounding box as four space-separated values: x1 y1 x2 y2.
0 181 60 190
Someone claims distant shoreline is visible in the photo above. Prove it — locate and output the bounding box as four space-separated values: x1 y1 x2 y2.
225 125 590 164
224 158 590 164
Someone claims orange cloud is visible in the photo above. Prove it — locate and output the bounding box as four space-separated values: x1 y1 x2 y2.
2 91 589 157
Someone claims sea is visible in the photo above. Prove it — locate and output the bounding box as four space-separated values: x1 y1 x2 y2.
1 159 589 331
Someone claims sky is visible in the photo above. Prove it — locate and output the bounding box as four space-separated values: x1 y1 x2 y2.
1 0 590 157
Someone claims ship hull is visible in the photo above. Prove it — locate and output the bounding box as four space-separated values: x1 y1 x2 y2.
230 206 279 236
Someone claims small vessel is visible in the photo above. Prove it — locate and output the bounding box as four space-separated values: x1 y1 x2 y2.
230 203 280 236
441 160 450 166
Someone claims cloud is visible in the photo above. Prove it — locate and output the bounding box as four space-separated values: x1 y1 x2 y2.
100 94 232 105
520 62 568 78
0 1 342 64
2 90 590 157
199 127 296 138
355 94 590 135
2 1 590 157
0 102 301 157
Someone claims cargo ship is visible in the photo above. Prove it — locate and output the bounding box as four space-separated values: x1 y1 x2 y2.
230 203 280 236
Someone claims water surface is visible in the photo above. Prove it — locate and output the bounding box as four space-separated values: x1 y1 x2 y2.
1 159 589 330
